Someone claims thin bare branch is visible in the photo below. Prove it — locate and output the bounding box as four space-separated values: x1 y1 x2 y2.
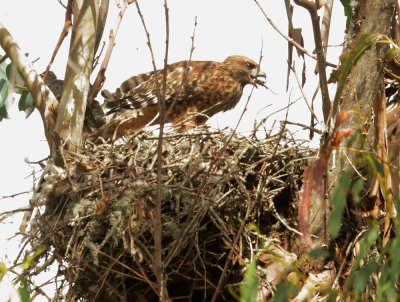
42 0 73 81
290 64 319 122
94 0 110 55
284 120 323 134
254 0 336 69
164 16 198 120
88 0 126 106
315 0 334 73
135 1 158 71
293 0 331 123
58 0 68 9
1 191 30 200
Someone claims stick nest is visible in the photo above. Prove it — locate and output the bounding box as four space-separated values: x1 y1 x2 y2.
27 127 312 301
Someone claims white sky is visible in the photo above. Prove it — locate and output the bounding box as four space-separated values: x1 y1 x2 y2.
0 0 345 300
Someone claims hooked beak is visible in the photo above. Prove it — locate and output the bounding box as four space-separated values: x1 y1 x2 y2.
250 68 266 86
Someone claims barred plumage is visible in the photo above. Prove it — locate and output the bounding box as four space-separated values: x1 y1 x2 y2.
101 55 266 138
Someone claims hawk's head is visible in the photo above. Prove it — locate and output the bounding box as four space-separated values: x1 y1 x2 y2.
223 55 266 87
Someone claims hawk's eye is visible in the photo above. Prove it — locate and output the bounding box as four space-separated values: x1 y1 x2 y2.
245 62 255 70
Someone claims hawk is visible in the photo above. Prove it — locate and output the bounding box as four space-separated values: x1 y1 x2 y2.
101 55 266 138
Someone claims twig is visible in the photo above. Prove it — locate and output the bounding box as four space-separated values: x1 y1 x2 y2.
384 66 400 81
42 0 73 81
164 16 198 121
0 206 32 215
155 0 170 300
85 242 147 281
332 228 368 289
315 0 334 73
0 191 30 200
94 0 110 56
290 64 319 122
83 262 126 301
58 0 68 9
92 41 106 71
284 120 323 134
144 130 222 140
343 150 367 181
268 198 304 236
87 0 128 106
210 100 290 302
135 1 158 71
293 0 331 123
254 0 336 69
251 96 300 137
166 51 262 271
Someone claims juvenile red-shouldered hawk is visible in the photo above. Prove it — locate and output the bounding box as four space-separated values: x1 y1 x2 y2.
101 55 266 137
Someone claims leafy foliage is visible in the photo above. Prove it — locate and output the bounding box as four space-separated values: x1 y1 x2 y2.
329 171 351 239
240 260 259 302
0 56 8 121
308 248 329 259
273 280 299 302
340 0 352 31
0 54 35 121
18 277 30 302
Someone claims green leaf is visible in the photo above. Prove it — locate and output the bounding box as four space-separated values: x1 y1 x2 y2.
228 286 240 301
0 78 8 121
395 195 400 230
6 62 25 88
341 0 352 31
0 262 7 282
6 63 11 79
365 226 379 246
376 261 390 301
326 289 338 302
18 90 34 116
365 154 385 177
240 260 259 302
247 223 261 234
273 280 299 302
385 48 399 63
354 260 378 296
352 178 364 204
329 171 351 238
345 128 359 148
17 277 30 302
308 248 329 259
21 247 45 270
388 238 400 288
347 226 379 292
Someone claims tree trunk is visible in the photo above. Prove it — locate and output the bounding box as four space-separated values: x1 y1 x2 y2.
327 1 395 226
54 0 99 159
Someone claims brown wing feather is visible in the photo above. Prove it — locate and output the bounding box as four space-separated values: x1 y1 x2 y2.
100 55 265 138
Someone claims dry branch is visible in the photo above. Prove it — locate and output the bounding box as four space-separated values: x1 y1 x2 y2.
88 0 125 107
254 0 336 69
293 0 331 123
42 0 73 81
